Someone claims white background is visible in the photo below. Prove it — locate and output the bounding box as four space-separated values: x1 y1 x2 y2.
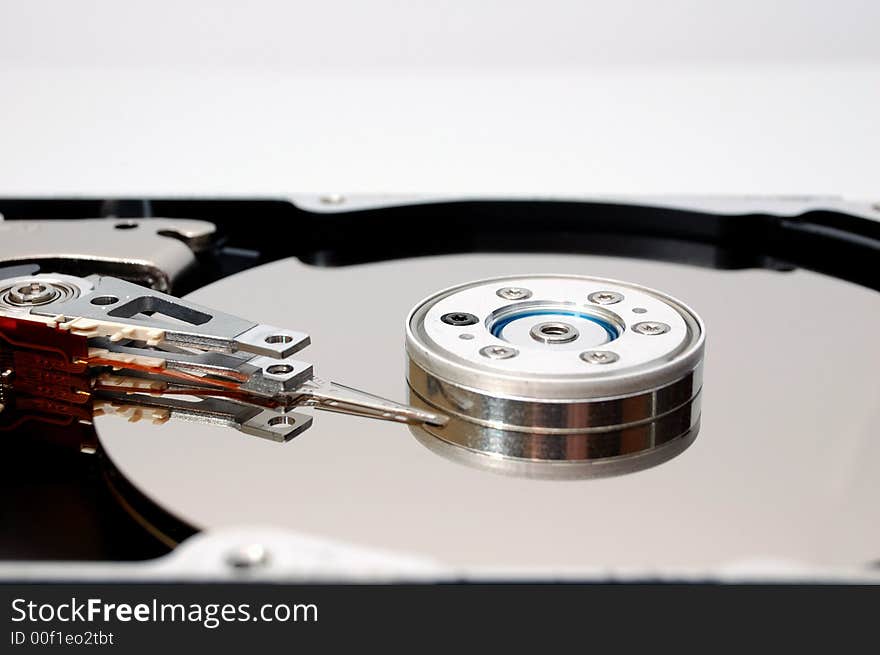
0 0 878 197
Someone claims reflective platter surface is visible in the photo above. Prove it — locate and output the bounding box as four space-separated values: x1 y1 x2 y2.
98 254 880 573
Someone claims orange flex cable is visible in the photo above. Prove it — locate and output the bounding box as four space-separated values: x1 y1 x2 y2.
91 384 281 409
86 356 244 391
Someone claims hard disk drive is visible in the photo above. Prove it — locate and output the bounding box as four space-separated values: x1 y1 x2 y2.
0 195 877 582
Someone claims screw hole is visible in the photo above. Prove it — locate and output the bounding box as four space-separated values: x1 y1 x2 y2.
266 364 294 375
90 295 120 306
268 415 295 427
265 334 294 344
114 222 139 230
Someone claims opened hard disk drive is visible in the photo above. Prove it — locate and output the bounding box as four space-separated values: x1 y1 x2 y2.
0 195 877 582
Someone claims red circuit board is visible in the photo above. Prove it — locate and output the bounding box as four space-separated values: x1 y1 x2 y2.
0 316 96 449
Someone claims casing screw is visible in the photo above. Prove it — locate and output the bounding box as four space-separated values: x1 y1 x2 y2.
226 544 270 569
588 291 623 305
497 287 533 300
479 345 518 359
633 321 670 335
319 194 346 205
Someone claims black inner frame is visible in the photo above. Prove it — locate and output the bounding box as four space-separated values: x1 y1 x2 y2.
0 197 877 293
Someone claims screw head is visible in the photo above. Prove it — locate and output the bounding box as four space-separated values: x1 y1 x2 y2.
633 321 670 335
497 287 533 300
579 350 620 364
441 312 479 326
226 544 270 569
588 291 623 305
479 345 518 359
319 193 346 205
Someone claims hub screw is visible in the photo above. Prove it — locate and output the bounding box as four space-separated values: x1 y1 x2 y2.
588 291 623 305
579 350 619 364
479 345 518 359
441 312 479 326
633 321 670 335
497 287 533 300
